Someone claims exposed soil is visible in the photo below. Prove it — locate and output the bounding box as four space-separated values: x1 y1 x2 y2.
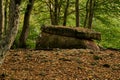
0 49 120 80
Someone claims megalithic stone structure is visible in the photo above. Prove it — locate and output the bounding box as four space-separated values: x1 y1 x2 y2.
36 25 101 51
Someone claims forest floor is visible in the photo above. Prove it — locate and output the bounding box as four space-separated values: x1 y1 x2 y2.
0 49 120 80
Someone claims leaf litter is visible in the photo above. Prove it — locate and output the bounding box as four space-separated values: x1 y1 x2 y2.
0 49 120 80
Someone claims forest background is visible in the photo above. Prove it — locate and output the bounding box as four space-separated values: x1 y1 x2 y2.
0 0 120 50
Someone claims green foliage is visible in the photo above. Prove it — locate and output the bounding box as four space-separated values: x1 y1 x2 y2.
93 17 120 49
13 0 120 49
26 15 41 48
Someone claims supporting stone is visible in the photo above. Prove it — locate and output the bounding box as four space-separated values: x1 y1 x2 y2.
36 25 101 51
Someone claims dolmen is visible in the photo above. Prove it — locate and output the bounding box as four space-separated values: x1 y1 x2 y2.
36 25 101 51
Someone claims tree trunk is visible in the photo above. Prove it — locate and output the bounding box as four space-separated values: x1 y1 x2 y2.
19 0 34 48
0 0 4 39
75 0 80 27
84 0 89 28
54 0 58 25
46 0 62 25
84 0 95 29
49 3 55 25
88 0 95 29
46 0 55 25
63 0 69 26
0 0 21 65
4 0 8 34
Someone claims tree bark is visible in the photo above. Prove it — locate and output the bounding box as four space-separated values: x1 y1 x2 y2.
46 0 55 25
84 0 89 28
50 7 55 25
84 0 95 29
88 0 95 29
0 0 4 39
63 0 69 26
46 0 62 25
75 0 80 27
19 0 35 48
54 0 58 25
4 0 8 34
0 0 21 65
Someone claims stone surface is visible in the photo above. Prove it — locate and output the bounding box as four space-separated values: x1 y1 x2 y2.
41 25 101 40
36 32 100 51
36 25 101 51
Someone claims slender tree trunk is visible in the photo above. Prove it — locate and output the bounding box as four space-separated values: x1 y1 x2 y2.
0 0 4 39
4 0 8 34
0 0 21 65
75 0 80 27
19 0 35 48
49 5 55 25
63 0 69 26
54 0 58 25
47 0 62 25
57 0 63 24
84 0 95 29
88 0 95 29
47 0 55 25
84 0 89 28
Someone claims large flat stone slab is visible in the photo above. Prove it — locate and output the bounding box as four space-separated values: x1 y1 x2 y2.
36 25 101 51
41 25 101 40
